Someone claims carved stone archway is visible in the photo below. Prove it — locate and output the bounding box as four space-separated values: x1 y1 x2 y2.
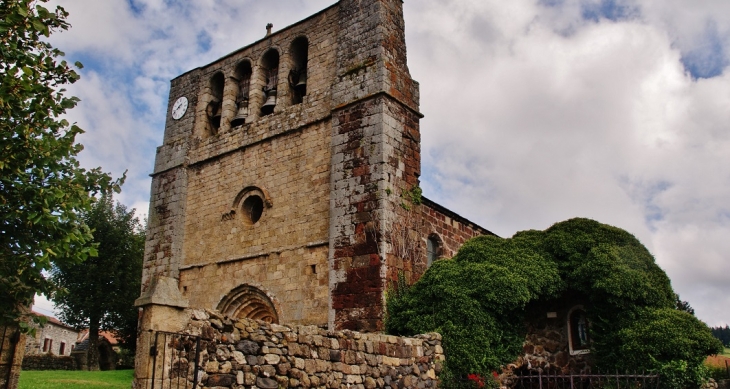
216 285 279 323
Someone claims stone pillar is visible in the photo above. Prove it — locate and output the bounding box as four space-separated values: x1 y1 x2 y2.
328 0 422 331
132 277 190 389
0 326 25 389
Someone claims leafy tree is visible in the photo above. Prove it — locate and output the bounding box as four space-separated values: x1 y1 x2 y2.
51 195 144 370
676 297 695 316
386 218 722 389
711 325 730 347
0 0 119 330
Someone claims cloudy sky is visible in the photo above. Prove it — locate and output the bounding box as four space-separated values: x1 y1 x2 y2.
32 0 729 327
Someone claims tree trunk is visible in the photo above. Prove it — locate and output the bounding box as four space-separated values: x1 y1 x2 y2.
87 325 100 371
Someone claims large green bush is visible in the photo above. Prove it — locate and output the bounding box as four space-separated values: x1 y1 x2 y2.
385 218 722 389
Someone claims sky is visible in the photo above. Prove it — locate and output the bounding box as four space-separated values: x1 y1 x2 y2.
31 0 729 327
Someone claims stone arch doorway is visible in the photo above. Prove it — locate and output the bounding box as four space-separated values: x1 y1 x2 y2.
216 285 279 323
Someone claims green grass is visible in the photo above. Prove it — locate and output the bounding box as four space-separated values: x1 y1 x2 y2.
18 370 134 389
723 347 730 358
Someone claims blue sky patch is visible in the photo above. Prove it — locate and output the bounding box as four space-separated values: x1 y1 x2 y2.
539 0 564 7
680 23 727 79
581 0 637 22
197 31 213 53
127 0 145 16
619 177 672 231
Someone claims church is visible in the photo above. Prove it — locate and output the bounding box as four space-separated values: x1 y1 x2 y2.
136 0 492 334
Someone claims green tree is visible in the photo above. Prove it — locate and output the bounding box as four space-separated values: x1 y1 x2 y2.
51 195 144 371
711 325 730 347
0 0 119 330
386 218 722 389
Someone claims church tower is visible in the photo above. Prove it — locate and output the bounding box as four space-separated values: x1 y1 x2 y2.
136 0 489 340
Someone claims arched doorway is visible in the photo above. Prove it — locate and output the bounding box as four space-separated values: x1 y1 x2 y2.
216 285 279 323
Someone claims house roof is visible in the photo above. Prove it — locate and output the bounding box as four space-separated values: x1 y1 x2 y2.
30 311 77 332
76 329 119 346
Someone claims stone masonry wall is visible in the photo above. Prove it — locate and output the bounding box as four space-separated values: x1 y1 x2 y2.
329 0 423 332
149 309 444 389
179 120 332 325
21 354 77 371
419 198 494 261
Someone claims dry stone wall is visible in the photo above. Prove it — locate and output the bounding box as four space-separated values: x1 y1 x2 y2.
21 354 77 371
180 309 443 389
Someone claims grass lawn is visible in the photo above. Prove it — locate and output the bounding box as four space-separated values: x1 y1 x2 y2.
18 370 134 389
723 347 730 358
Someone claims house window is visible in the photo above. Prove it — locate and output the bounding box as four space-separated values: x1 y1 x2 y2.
43 338 52 353
426 235 441 266
568 306 590 355
59 342 66 355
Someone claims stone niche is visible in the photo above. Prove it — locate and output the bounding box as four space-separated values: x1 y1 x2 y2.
511 297 595 376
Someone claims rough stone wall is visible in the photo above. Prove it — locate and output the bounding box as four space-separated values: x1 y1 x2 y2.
21 354 77 371
328 0 423 332
150 309 444 389
142 68 200 292
383 198 496 285
24 321 78 357
419 199 494 260
179 119 332 325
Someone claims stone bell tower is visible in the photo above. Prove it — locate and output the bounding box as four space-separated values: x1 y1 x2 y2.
136 0 489 347
134 0 494 386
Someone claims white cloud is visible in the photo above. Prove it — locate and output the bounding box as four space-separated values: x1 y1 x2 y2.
37 0 728 326
405 0 730 325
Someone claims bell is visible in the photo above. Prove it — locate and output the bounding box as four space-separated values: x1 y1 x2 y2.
261 88 277 115
230 104 249 127
295 71 307 96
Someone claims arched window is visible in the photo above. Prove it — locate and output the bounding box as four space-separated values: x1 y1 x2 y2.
260 49 279 115
231 60 252 127
426 235 441 266
231 186 272 226
288 36 308 104
568 306 590 355
207 72 225 134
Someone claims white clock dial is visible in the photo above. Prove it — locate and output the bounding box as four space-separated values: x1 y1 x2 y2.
172 96 188 120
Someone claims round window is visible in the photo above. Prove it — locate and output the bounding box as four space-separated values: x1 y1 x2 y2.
242 195 264 225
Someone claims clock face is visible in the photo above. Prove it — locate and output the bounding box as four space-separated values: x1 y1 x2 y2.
172 96 188 120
